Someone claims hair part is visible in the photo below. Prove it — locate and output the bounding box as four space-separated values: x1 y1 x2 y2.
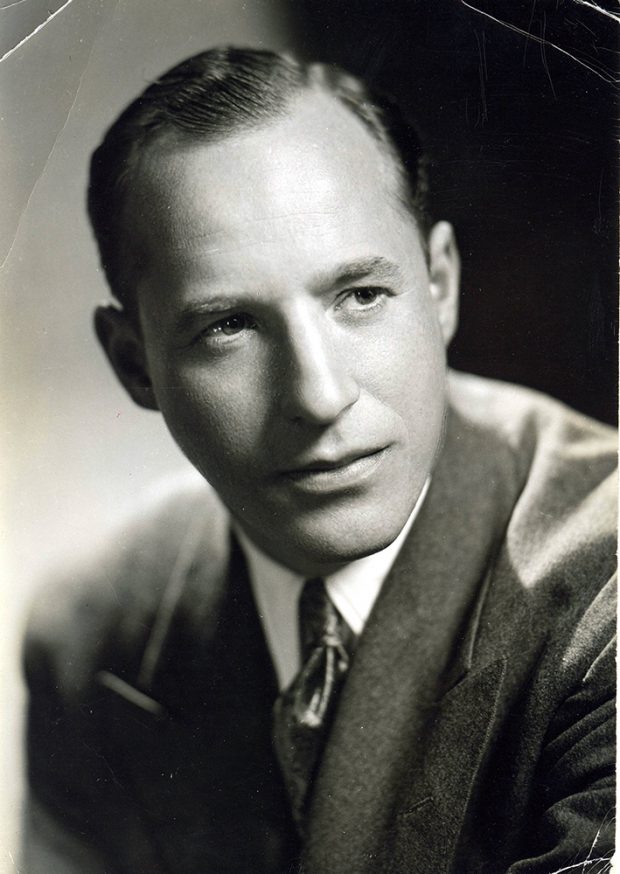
87 46 431 308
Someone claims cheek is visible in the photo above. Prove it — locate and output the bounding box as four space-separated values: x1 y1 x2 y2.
359 297 446 415
389 356 446 458
153 362 267 474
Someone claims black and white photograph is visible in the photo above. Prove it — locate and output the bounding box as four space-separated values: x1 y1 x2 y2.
2 2 617 872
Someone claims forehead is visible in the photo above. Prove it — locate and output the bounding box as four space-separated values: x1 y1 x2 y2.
127 91 419 291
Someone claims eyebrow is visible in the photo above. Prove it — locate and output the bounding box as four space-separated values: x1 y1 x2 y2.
320 256 403 289
173 296 246 337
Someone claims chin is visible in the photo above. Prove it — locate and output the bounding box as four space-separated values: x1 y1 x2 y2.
271 500 412 575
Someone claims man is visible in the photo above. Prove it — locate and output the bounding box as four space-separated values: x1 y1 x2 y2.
22 47 616 874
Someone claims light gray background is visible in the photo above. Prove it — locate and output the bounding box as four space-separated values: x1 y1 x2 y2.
1 3 293 867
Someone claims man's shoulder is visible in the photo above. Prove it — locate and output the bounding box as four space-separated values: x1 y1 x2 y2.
448 369 616 456
24 471 230 700
448 371 617 505
447 371 616 630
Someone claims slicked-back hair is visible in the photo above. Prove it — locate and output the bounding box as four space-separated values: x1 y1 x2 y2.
87 46 430 308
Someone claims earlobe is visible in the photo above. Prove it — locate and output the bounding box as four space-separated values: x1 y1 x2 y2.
94 305 159 411
428 221 460 346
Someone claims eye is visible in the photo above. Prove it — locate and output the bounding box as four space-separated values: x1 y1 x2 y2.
338 286 389 313
351 287 382 306
202 312 256 339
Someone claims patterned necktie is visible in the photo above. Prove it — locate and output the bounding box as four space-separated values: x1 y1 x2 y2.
273 578 355 834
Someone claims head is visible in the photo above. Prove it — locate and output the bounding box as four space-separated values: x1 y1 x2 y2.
91 47 460 575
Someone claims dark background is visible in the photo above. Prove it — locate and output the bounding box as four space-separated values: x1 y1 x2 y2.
289 0 618 425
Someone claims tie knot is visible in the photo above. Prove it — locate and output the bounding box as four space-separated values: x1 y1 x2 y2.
298 577 350 662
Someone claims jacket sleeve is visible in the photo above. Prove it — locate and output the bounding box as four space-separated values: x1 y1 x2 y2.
21 796 107 874
20 622 119 874
20 593 165 874
506 588 616 874
20 481 215 874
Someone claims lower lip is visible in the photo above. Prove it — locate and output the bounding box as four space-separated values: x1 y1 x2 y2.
282 448 389 494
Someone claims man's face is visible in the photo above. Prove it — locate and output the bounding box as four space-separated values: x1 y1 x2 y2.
106 92 458 575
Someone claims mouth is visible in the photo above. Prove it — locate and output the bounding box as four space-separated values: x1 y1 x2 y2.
280 446 390 493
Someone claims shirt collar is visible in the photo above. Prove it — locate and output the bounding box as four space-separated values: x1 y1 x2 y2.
234 478 430 690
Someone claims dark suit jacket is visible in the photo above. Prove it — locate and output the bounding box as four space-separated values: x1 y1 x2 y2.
22 373 617 874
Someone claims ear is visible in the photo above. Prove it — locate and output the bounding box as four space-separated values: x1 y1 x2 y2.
94 305 159 411
428 221 460 346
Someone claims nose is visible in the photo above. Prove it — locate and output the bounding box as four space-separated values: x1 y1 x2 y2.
278 311 360 426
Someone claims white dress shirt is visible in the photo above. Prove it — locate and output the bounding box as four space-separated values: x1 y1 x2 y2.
234 478 430 691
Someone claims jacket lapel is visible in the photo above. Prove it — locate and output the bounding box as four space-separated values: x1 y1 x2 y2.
304 401 524 874
94 517 299 873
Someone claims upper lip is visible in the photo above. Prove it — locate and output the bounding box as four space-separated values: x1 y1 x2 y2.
280 446 387 475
